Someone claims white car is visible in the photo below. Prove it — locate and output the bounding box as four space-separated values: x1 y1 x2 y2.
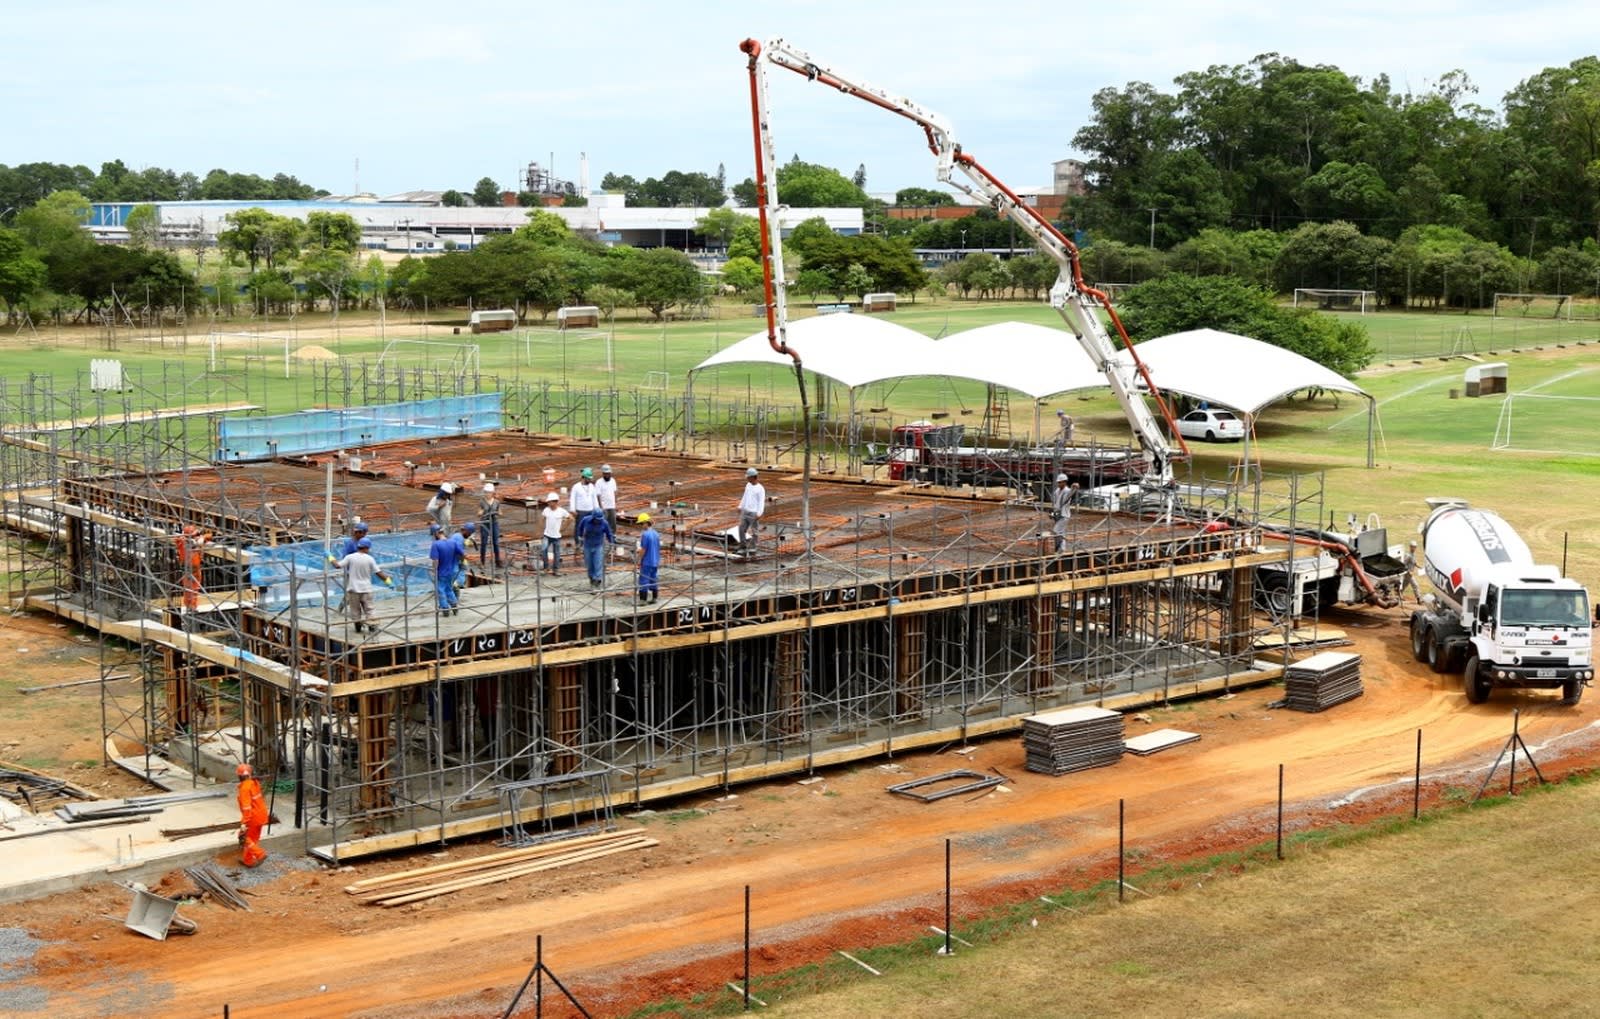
1176 408 1245 442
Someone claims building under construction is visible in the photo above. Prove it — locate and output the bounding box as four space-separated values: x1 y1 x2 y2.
0 363 1306 860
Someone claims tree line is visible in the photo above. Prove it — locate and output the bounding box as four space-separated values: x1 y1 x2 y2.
0 160 324 211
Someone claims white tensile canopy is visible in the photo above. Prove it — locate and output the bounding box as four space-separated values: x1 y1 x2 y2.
932 322 1106 399
1116 328 1369 414
691 314 936 390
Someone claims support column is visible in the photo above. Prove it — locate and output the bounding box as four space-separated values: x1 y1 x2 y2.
244 677 282 775
1226 564 1256 659
775 631 806 738
357 692 394 812
1030 596 1057 693
894 613 926 717
546 664 581 775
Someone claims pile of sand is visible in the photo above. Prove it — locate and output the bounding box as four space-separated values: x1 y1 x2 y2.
293 344 340 361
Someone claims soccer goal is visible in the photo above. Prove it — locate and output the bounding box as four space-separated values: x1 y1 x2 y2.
1492 293 1572 320
1491 393 1600 455
374 338 481 377
1293 289 1376 314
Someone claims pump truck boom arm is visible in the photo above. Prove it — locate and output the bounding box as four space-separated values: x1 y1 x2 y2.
742 38 1188 485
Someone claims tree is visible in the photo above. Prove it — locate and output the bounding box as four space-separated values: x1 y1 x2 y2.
605 246 704 320
300 247 358 319
894 187 955 207
634 170 726 208
519 209 571 246
0 228 47 320
696 207 751 249
774 160 871 208
305 211 361 252
1118 273 1374 376
1271 221 1390 293
1534 244 1600 295
720 256 763 296
785 216 837 261
727 218 763 261
852 164 867 190
217 208 304 273
472 177 502 207
1009 252 1060 299
599 173 641 205
730 178 759 207
15 190 93 257
441 190 467 208
794 269 831 301
838 262 875 300
123 204 159 249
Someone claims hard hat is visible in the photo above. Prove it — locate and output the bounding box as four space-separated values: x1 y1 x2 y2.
429 522 442 534
746 467 759 478
236 763 253 778
581 467 594 479
637 512 651 524
354 520 369 532
1056 473 1069 483
440 482 455 494
601 464 613 474
461 521 476 534
546 492 559 502
482 482 495 493
1409 540 1418 547
356 537 372 549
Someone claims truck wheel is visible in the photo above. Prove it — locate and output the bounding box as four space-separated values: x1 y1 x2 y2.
1561 679 1583 706
1410 617 1429 663
1463 656 1491 703
1427 631 1452 674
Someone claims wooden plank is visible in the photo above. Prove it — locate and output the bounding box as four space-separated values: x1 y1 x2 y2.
344 828 646 894
374 837 656 907
98 617 324 692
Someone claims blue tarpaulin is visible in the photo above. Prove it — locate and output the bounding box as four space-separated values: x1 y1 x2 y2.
217 393 502 461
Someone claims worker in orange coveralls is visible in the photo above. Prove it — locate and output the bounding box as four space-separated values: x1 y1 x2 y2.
176 526 210 616
236 763 270 868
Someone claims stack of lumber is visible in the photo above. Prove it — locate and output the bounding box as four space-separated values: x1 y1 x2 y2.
1022 706 1125 776
1283 651 1363 712
1123 728 1201 756
345 827 656 907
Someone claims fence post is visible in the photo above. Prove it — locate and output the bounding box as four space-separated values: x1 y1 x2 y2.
1117 799 1125 903
743 884 751 1012
1276 764 1284 861
944 837 952 956
1413 729 1422 820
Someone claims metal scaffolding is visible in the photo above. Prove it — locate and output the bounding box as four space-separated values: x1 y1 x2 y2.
0 362 1312 860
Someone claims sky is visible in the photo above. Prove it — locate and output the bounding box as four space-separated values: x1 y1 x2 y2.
4 1 1593 200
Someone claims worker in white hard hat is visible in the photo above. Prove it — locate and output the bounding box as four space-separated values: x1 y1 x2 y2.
425 482 454 531
737 467 765 554
596 464 618 533
1050 473 1078 552
478 482 503 570
1400 539 1422 604
540 492 570 576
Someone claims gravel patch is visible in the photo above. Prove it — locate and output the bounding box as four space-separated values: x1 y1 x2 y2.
226 851 326 889
0 927 51 1013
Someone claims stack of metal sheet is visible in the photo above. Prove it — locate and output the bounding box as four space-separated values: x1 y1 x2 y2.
1283 651 1363 712
1022 706 1125 775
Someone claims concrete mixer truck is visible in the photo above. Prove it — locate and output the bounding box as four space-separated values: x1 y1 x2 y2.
1409 499 1593 705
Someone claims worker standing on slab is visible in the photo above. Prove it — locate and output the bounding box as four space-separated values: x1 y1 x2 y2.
738 468 765 553
452 521 476 592
570 468 599 516
1056 409 1074 444
337 519 369 558
477 483 503 569
236 763 269 868
636 512 660 603
329 537 392 634
596 464 618 533
540 493 569 576
1050 474 1077 553
430 525 462 616
175 526 210 618
576 506 615 590
425 482 455 531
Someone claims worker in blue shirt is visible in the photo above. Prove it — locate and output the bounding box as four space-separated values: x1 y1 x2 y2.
337 519 369 558
451 521 476 592
429 526 462 616
575 506 614 590
636 512 660 603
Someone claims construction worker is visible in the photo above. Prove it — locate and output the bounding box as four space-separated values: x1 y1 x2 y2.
596 464 619 533
1056 409 1074 444
236 763 269 868
429 523 462 616
478 483 503 569
337 519 369 558
175 525 210 618
576 506 615 590
636 512 660 603
1050 474 1077 552
570 467 599 516
425 482 455 531
540 493 569 575
1400 540 1422 604
329 537 393 634
452 521 476 592
738 467 765 552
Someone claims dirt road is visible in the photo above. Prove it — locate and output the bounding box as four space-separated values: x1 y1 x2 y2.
11 609 1599 1018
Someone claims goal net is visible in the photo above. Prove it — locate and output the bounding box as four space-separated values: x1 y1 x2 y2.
1492 293 1572 320
1293 289 1376 314
374 339 481 377
1491 393 1600 456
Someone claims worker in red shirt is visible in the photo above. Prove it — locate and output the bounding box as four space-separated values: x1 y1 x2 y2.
236 763 270 868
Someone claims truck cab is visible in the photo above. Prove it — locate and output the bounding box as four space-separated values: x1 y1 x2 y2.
1464 575 1593 703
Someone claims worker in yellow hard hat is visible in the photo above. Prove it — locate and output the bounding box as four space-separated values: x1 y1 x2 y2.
636 512 660 604
235 763 269 868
